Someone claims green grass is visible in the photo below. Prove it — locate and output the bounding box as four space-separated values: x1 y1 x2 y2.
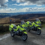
3 23 20 26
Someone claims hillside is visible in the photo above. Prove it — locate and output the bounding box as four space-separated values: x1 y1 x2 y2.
0 14 11 19
0 13 45 19
0 14 45 24
26 17 45 21
0 17 20 24
0 17 45 24
11 14 45 20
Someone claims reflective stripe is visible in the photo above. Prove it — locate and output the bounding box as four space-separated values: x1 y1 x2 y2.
17 25 26 31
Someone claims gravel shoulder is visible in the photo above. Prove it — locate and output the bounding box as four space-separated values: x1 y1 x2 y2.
0 28 45 45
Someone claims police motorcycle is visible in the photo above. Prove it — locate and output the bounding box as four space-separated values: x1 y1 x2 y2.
26 21 41 35
9 24 28 41
32 22 41 35
25 21 32 32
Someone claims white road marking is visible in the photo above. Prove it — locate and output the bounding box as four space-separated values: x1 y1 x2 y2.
0 34 10 41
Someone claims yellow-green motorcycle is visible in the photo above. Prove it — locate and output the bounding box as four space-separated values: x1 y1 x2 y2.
27 22 41 35
9 24 28 41
32 22 41 35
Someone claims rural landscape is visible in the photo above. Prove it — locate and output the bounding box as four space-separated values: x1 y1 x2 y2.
0 13 45 33
0 0 45 45
0 13 45 45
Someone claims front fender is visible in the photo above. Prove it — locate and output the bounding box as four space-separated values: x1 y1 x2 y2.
38 27 41 30
23 32 27 34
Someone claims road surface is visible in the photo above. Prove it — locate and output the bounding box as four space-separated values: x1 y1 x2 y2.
0 28 45 45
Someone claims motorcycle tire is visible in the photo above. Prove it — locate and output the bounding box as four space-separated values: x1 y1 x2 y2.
28 29 30 32
22 34 28 41
10 31 15 37
37 29 41 35
27 27 31 32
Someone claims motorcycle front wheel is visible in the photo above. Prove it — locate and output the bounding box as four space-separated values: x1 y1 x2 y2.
10 31 15 37
22 34 28 41
37 29 41 35
27 27 31 32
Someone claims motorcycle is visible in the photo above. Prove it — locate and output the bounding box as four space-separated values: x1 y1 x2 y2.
32 26 41 35
27 24 41 35
10 26 28 41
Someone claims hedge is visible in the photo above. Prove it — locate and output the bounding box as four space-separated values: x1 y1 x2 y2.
0 25 9 33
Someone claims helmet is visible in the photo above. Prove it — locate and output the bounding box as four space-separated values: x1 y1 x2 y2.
12 24 17 28
11 24 16 26
27 21 31 23
35 18 39 21
21 20 25 24
28 21 31 23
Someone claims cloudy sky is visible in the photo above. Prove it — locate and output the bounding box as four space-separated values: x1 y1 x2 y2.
0 0 45 13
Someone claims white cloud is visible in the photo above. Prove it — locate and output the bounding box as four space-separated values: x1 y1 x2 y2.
0 5 1 7
0 8 17 13
12 0 45 5
0 7 45 13
12 1 35 6
12 4 17 5
36 5 42 6
0 0 8 7
28 7 45 12
12 1 42 6
12 0 25 3
18 7 29 12
0 7 29 13
18 2 35 6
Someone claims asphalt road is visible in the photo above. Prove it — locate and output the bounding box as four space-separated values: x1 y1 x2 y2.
0 28 45 45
